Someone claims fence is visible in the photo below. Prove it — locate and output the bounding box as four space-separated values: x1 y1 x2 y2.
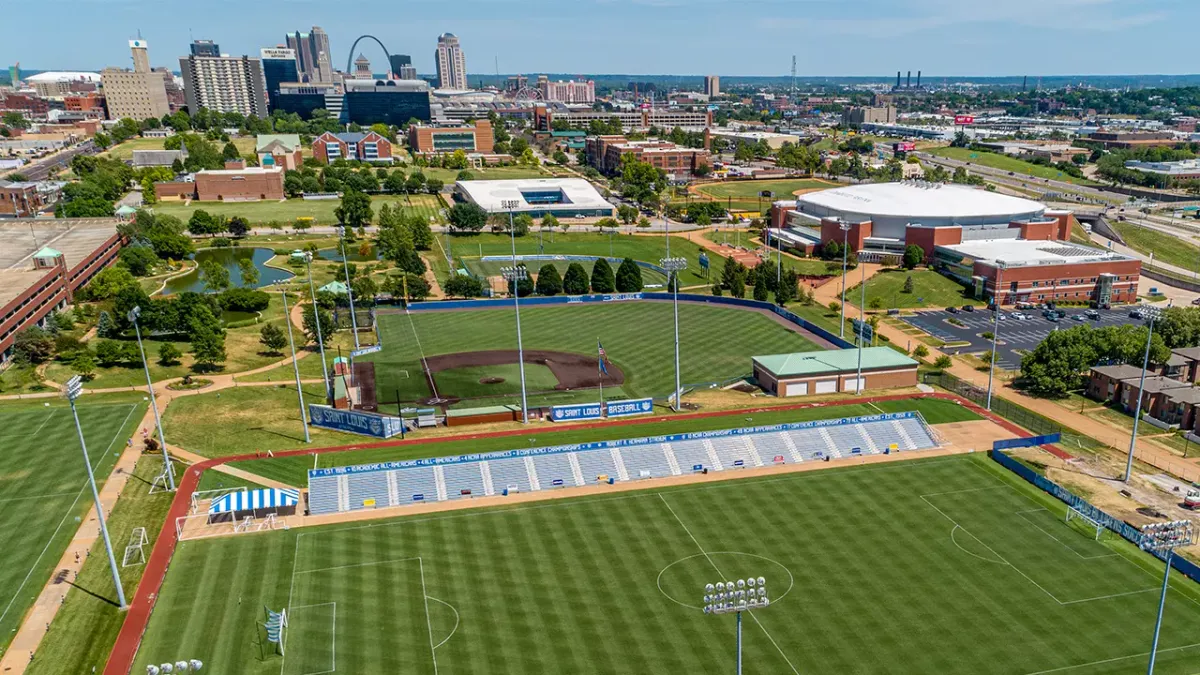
990 449 1200 586
923 371 1063 437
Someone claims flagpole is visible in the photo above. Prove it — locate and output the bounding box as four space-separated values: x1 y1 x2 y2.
598 338 605 416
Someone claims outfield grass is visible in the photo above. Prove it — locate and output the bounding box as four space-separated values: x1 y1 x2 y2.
439 232 718 286
927 146 1099 186
849 269 982 310
152 194 446 226
367 302 823 408
0 398 146 654
132 452 1200 674
1112 221 1200 275
435 363 560 400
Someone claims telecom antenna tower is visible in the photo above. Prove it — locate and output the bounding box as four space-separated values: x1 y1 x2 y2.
791 55 797 94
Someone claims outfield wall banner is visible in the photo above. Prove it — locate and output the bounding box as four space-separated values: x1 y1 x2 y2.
479 254 670 277
350 345 383 358
550 402 604 422
308 404 405 438
993 433 1060 450
606 398 654 418
308 411 918 478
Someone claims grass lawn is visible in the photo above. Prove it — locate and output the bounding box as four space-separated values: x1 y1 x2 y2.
439 232 718 286
927 147 1098 186
0 397 146 654
132 451 1200 674
103 136 257 161
422 165 552 184
695 178 834 200
367 302 823 408
152 194 445 226
27 456 183 675
849 269 982 310
0 363 58 395
1112 221 1200 275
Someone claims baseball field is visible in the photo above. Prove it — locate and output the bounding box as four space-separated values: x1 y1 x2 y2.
363 301 826 409
129 451 1200 674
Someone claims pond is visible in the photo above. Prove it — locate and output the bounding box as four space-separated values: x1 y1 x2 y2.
160 247 294 295
317 244 382 263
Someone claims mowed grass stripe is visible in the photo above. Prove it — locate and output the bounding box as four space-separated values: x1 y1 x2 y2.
132 454 1200 674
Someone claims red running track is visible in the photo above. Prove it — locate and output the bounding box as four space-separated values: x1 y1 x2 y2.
103 391 1066 674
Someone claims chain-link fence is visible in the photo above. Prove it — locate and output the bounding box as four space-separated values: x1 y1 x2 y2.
923 371 1063 437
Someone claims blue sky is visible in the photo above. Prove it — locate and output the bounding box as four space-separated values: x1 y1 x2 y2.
3 0 1194 76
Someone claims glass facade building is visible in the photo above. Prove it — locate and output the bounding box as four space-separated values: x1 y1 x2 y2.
342 80 431 125
262 56 299 112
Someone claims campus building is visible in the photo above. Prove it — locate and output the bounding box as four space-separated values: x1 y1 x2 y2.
154 163 285 201
272 83 342 120
752 347 919 397
100 40 171 121
0 180 52 218
255 134 303 170
454 178 615 218
585 135 710 177
407 120 494 155
342 79 432 126
179 52 269 118
1123 158 1200 181
312 131 393 163
0 219 123 363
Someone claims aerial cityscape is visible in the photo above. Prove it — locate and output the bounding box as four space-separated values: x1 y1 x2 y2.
6 5 1200 674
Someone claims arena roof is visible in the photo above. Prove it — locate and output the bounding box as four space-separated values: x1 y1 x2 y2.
25 71 101 83
936 239 1136 268
796 182 1045 222
454 178 614 214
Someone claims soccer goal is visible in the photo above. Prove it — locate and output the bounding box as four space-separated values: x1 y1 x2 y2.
1065 506 1105 541
122 527 148 567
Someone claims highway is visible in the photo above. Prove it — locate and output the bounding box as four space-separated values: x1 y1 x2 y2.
2 140 95 182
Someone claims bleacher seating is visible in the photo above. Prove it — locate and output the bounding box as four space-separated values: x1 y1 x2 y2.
307 413 942 515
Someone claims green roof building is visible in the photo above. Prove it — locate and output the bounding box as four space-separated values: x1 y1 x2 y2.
752 347 918 397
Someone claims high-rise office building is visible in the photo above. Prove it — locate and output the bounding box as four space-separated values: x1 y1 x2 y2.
285 26 332 83
537 76 595 104
434 33 467 90
101 39 171 120
704 75 720 97
190 40 220 57
179 53 269 117
342 79 431 126
260 48 299 112
389 54 417 80
353 54 372 79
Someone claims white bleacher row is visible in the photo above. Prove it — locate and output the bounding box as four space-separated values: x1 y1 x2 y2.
308 416 939 515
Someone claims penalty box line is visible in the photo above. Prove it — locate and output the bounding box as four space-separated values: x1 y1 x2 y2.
657 493 801 675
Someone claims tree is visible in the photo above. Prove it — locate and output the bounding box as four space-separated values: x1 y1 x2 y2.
720 258 747 298
351 275 378 305
753 273 769 302
637 216 651 229
188 209 218 237
302 304 336 345
511 213 533 237
902 245 924 270
590 258 616 293
259 323 287 355
507 265 534 297
442 274 485 298
426 178 445 194
563 262 590 295
933 355 952 369
775 269 799 306
222 141 241 161
190 327 227 371
552 150 569 165
617 204 639 225
902 276 915 294
911 344 930 359
158 342 182 366
72 352 97 381
227 216 250 238
447 202 488 233
96 311 118 338
619 155 668 205
615 258 643 293
12 327 54 364
237 256 260 287
536 264 563 296
596 217 620 233
200 259 231 293
119 245 158 276
541 213 560 233
335 189 373 229
2 111 31 130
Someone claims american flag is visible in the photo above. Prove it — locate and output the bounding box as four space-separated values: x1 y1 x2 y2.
597 340 606 358
598 340 608 375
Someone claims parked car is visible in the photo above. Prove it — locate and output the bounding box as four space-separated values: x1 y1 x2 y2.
1192 298 1200 306
1130 309 1144 319
946 307 960 314
1072 314 1086 321
1085 309 1100 319
1047 315 1060 323
962 305 975 312
1056 309 1067 318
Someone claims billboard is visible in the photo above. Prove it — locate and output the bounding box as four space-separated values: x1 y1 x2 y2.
893 141 916 153
550 402 603 422
308 404 405 438
261 47 297 60
954 115 975 125
605 398 654 418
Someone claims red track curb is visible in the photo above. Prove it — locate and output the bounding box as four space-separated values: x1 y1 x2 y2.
102 391 1063 674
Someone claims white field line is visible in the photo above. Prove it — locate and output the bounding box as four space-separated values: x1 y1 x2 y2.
1020 641 1200 675
419 558 438 675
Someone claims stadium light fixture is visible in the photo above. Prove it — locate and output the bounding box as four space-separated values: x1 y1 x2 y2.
338 226 361 350
303 251 332 404
279 291 310 443
839 221 851 339
65 375 127 609
702 576 770 674
1140 519 1195 674
502 265 530 423
661 257 688 412
1125 304 1163 483
985 261 1006 411
128 305 174 491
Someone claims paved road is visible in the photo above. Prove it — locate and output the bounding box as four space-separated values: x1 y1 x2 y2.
5 141 95 182
901 306 1136 370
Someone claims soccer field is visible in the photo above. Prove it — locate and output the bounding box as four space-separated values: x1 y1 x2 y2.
131 453 1200 674
0 400 144 652
365 302 824 407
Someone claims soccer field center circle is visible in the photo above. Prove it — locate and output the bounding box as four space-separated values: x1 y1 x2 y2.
656 552 795 611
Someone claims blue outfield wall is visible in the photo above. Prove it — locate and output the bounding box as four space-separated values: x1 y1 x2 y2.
308 411 918 479
479 254 670 278
406 292 854 349
990 449 1200 586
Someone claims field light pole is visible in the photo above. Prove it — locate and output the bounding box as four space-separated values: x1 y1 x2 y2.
855 255 866 393
1125 304 1162 483
303 252 332 404
661 257 687 411
1141 520 1196 675
986 262 1006 411
280 291 310 444
66 376 127 610
503 196 529 424
839 221 850 338
703 576 770 675
339 226 360 351
128 306 174 491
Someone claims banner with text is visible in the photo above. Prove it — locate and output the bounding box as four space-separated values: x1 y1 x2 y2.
550 402 604 422
308 404 405 438
605 398 655 418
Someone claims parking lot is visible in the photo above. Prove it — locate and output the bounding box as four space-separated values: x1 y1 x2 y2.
901 306 1136 370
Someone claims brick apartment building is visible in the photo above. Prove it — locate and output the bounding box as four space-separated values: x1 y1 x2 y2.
312 131 393 164
255 134 304 171
407 120 494 155
585 135 710 176
154 163 285 201
0 181 50 218
63 93 107 116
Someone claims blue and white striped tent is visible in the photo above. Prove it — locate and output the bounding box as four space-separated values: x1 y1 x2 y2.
208 488 300 521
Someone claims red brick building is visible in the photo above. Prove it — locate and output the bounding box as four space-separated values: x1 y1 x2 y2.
585 135 710 176
408 120 494 155
0 181 49 218
313 131 393 164
154 166 285 202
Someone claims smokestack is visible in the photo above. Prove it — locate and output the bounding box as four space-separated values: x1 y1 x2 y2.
907 71 911 87
916 70 921 87
1022 75 1027 91
897 71 901 88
